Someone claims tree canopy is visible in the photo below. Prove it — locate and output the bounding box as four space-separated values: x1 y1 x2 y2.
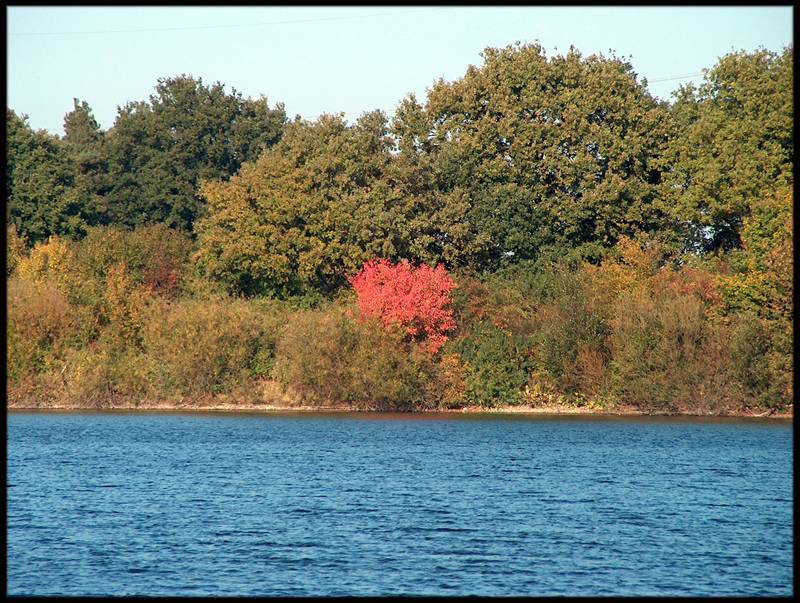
102 75 287 232
662 46 793 252
6 110 81 243
194 112 478 297
6 45 794 293
62 99 110 229
413 43 674 267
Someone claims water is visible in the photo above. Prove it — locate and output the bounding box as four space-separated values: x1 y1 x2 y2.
6 411 793 596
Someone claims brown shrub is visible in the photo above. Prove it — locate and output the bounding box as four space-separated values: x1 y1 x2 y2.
608 290 707 413
425 353 469 409
274 307 435 410
574 345 608 397
7 277 96 383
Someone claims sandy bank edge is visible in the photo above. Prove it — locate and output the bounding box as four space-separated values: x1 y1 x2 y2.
6 399 792 419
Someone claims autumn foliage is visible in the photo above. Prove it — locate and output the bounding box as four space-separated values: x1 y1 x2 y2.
349 259 457 354
5 47 793 415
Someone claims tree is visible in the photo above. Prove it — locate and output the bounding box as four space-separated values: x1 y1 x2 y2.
349 258 457 354
195 112 477 297
391 95 490 266
662 47 793 252
62 99 110 227
409 42 673 269
6 109 83 243
717 186 793 323
62 98 103 154
103 75 287 231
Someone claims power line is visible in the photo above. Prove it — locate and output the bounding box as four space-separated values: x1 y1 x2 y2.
648 72 704 83
10 8 446 37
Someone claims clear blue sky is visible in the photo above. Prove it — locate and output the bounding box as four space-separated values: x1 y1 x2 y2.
7 6 793 135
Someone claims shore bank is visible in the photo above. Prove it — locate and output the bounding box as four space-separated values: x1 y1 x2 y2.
7 397 792 419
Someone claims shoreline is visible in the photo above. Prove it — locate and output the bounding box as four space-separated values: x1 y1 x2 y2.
7 400 793 420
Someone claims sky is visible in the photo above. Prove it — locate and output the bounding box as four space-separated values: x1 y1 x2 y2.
6 6 794 136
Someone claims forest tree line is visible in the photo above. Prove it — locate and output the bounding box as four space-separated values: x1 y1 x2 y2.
6 43 793 414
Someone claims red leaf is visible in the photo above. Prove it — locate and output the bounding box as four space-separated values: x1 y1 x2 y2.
349 258 457 354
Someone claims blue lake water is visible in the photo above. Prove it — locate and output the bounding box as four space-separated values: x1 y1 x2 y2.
6 411 794 596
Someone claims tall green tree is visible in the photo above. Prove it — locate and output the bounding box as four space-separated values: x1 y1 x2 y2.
62 98 110 227
391 95 489 267
103 75 287 232
6 109 83 243
409 43 674 269
663 46 793 252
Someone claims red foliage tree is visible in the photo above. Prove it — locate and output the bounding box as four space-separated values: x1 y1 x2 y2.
349 259 457 354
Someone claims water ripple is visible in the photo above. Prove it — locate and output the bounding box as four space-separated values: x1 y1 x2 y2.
7 412 793 597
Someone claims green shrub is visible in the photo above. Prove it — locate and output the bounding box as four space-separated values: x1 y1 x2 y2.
450 321 529 407
424 353 469 409
59 344 149 408
451 272 534 338
70 224 194 302
12 224 194 318
527 272 610 395
141 298 278 395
